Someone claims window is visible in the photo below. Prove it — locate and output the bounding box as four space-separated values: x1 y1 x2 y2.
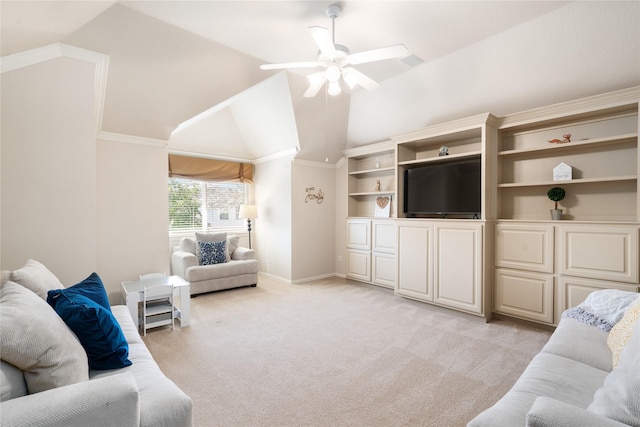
168 178 247 232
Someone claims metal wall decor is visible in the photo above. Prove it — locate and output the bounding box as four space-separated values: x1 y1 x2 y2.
305 187 324 204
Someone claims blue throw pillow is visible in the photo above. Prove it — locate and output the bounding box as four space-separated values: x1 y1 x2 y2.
47 272 111 312
47 292 132 370
199 240 227 265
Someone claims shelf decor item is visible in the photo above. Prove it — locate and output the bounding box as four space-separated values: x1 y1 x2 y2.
374 196 391 218
553 162 572 181
548 133 572 144
547 187 566 220
439 146 449 156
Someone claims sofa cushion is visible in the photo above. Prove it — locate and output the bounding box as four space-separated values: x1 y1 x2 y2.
91 306 193 427
0 360 27 401
562 289 640 332
588 316 640 426
198 240 227 265
47 272 111 312
540 317 612 371
607 295 640 368
185 259 259 282
47 291 132 370
0 281 89 393
468 352 609 427
9 259 64 300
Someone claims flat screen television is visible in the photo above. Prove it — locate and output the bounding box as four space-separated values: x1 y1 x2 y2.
403 157 481 217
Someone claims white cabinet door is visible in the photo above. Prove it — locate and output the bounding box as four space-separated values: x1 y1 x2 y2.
496 223 554 273
347 250 371 282
372 221 396 253
372 252 396 288
397 222 432 300
434 223 483 314
558 276 639 312
495 269 554 324
559 225 639 283
347 220 371 250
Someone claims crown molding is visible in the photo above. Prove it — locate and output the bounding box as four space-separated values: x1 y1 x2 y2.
99 131 168 148
1 43 109 134
253 148 297 164
498 86 640 130
292 158 337 169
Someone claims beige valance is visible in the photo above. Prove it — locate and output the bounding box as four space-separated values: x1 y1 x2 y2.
168 155 253 183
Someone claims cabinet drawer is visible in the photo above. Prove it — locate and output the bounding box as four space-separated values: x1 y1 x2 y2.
558 276 639 312
559 226 639 283
372 253 396 288
347 220 371 250
494 269 554 324
347 250 371 282
496 223 554 273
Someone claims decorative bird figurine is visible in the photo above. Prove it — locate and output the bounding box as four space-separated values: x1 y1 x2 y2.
548 134 572 144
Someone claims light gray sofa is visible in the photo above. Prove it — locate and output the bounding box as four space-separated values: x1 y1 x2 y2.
1 303 192 427
1 260 192 427
171 234 259 295
468 291 640 427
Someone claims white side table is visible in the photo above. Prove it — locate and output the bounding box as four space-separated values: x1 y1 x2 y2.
121 275 190 328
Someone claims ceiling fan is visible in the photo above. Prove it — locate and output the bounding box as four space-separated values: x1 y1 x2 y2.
260 4 409 98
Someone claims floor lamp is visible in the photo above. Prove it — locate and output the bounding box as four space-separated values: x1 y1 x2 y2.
239 204 257 249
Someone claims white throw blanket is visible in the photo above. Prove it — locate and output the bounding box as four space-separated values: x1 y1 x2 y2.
562 289 639 331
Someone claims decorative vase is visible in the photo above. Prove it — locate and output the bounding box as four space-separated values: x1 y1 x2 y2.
550 209 563 220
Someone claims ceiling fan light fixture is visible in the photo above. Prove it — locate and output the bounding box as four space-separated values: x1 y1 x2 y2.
328 81 341 96
308 71 325 86
326 65 341 82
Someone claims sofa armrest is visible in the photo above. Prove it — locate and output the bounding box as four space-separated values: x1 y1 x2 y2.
526 397 628 427
0 374 139 427
232 247 255 261
171 250 198 279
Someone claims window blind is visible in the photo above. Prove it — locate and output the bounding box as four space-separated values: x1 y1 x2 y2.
168 155 253 183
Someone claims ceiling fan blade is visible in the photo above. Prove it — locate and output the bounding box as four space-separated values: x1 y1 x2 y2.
309 26 336 57
342 67 381 91
345 44 409 65
303 72 327 98
260 61 321 70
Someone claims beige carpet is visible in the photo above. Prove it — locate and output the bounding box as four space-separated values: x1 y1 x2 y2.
142 276 551 427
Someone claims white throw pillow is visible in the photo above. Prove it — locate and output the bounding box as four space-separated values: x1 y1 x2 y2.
10 259 64 299
588 315 640 425
0 281 89 393
227 235 240 259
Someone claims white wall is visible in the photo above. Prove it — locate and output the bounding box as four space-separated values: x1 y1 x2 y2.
348 1 640 146
96 138 170 302
1 53 172 303
1 57 97 284
291 161 336 282
254 155 293 282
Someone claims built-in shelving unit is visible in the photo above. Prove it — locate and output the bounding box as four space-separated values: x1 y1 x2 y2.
392 113 498 221
341 86 640 325
344 140 396 218
497 90 640 222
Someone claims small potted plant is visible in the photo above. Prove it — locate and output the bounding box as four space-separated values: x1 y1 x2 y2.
547 187 565 220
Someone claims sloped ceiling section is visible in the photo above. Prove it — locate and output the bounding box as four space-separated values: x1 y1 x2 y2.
170 72 301 161
63 3 274 141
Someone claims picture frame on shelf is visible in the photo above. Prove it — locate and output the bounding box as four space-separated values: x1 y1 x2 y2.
374 196 391 218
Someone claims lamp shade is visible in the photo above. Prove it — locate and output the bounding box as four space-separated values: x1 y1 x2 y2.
239 204 257 219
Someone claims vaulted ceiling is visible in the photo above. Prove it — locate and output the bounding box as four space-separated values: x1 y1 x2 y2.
2 1 639 163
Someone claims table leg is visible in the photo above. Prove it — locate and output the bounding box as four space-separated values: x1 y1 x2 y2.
179 285 190 327
126 294 139 329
